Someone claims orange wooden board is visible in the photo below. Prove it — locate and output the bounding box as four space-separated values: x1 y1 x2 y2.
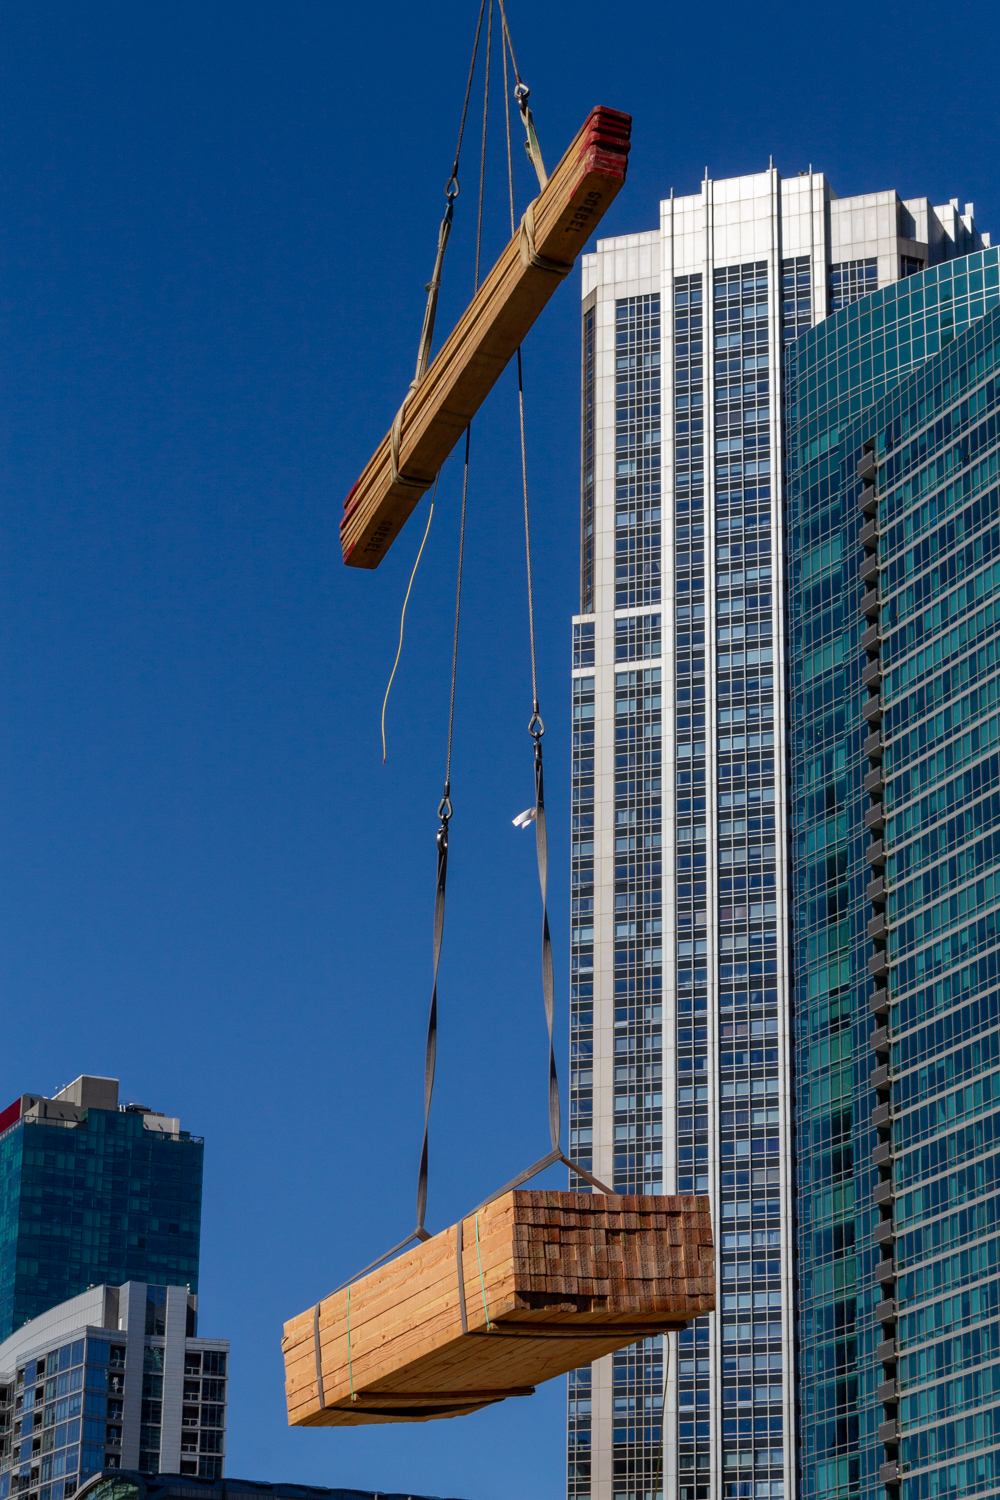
340 106 631 569
283 1190 714 1426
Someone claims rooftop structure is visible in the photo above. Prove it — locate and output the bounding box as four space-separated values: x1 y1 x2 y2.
0 1079 202 1339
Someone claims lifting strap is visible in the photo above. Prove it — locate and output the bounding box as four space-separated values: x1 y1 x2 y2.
518 199 572 276
310 440 469 1400
499 43 565 1174
389 0 489 491
389 203 454 490
497 0 547 190
416 421 468 1239
310 10 609 1374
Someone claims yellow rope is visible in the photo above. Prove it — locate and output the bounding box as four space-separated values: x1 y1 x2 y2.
380 485 438 763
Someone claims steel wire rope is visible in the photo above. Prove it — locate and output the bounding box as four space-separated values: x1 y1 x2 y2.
499 25 560 1161
310 6 614 1358
381 0 489 754
388 0 487 485
414 0 493 1240
497 0 547 188
309 14 501 1357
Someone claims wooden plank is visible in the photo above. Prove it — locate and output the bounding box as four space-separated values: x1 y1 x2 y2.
340 105 632 569
283 1190 713 1427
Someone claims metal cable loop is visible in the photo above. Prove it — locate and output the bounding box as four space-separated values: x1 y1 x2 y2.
496 0 547 189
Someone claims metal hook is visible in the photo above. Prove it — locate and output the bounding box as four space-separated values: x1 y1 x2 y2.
528 709 545 739
514 81 530 103
444 174 461 201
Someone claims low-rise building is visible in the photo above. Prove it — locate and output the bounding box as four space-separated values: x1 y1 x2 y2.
0 1283 228 1500
74 1471 463 1500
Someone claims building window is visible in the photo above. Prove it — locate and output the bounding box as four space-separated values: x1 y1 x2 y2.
829 256 877 311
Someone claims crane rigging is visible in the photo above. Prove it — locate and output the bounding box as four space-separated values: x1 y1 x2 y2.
282 0 715 1432
339 82 631 567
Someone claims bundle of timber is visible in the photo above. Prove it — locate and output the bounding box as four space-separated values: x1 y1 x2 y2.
340 105 632 569
283 1189 713 1427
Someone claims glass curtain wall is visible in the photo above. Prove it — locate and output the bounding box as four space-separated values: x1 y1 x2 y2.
0 1113 203 1340
787 248 1000 1500
710 259 786 1496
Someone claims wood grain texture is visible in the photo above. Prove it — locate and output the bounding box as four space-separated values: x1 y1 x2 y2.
340 106 631 569
283 1190 713 1427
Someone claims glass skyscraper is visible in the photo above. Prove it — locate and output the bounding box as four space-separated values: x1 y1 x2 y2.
571 170 988 1500
0 1077 203 1340
787 255 1000 1500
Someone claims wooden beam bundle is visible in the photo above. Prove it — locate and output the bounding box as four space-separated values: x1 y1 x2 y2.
283 1190 713 1427
340 106 632 569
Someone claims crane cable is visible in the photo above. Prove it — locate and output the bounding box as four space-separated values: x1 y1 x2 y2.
380 0 488 762
411 4 613 1238
414 0 494 1242
499 12 559 1159
389 0 488 489
328 5 605 1330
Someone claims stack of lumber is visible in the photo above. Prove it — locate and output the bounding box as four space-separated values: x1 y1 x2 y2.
340 105 632 569
283 1190 713 1427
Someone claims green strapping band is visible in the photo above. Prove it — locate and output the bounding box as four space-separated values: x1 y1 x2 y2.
346 1284 356 1401
475 1212 493 1330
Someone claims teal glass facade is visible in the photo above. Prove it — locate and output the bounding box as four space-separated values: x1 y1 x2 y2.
787 250 1000 1500
0 1110 203 1339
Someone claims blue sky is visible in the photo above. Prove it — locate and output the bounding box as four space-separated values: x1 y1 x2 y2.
0 1 997 1496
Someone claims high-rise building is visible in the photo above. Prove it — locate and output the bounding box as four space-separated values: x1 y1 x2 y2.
0 1280 228 1497
569 170 989 1500
787 259 1000 1500
0 1078 203 1340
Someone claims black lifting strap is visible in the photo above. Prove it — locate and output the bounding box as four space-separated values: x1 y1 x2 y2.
531 718 559 1153
416 421 470 1233
416 787 451 1238
309 433 470 1375
513 715 612 1199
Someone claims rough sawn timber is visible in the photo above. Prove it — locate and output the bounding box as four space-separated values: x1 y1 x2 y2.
282 1189 713 1427
340 106 631 569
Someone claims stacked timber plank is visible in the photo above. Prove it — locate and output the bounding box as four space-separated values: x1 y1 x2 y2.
340 105 632 569
283 1190 713 1427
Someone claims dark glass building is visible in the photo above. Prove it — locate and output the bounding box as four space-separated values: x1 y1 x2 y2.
72 1471 463 1500
0 1077 202 1340
787 250 1000 1500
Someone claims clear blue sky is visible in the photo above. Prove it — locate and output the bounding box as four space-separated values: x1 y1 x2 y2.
0 2 996 1496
